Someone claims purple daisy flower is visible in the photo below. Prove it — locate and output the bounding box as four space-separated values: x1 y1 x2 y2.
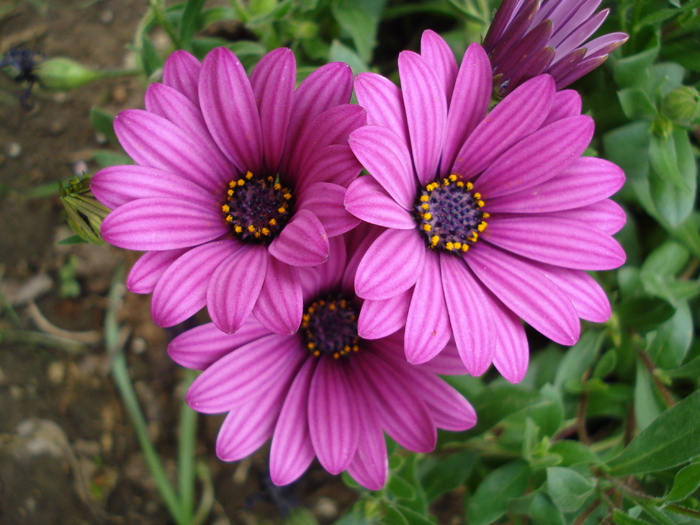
92 47 364 335
344 30 626 382
168 230 476 490
483 0 628 95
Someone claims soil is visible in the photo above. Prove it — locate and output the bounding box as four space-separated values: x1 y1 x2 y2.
0 2 356 524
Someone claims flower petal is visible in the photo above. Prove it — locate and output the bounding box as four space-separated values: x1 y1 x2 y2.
348 125 416 209
101 197 227 251
253 256 303 335
442 43 492 176
91 165 217 210
398 51 447 185
358 289 411 340
162 50 201 104
344 176 415 230
417 340 469 375
303 144 363 188
353 352 436 452
168 318 269 370
452 75 555 178
152 239 240 327
541 89 582 127
489 295 529 383
355 228 426 300
476 115 594 198
269 209 330 267
308 357 360 474
466 243 580 345
270 358 317 486
484 215 626 270
404 251 451 364
127 249 187 294
440 254 496 376
250 48 295 174
199 47 263 173
186 334 304 413
354 72 409 145
297 182 360 237
556 199 627 234
486 156 625 213
420 30 458 104
207 244 268 334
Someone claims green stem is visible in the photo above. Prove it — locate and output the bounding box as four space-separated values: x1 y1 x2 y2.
178 368 198 522
149 0 183 49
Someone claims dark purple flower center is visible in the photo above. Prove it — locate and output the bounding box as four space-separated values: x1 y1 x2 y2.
413 174 489 253
221 171 293 245
301 294 360 359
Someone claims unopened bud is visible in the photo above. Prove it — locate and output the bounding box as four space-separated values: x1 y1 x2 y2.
59 175 108 245
662 86 700 125
35 57 101 91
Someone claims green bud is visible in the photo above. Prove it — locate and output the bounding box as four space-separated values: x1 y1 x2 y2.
35 57 101 91
59 175 109 245
662 86 700 125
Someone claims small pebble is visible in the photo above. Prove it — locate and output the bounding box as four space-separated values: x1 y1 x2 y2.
314 497 338 520
73 160 88 175
47 361 65 385
112 85 127 104
7 142 21 158
94 131 108 144
99 9 114 24
131 336 147 355
10 385 23 400
52 92 68 104
48 120 66 135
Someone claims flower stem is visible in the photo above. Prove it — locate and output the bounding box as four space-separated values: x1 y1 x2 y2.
178 368 198 522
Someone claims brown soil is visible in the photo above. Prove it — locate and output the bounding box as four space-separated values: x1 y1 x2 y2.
0 2 355 524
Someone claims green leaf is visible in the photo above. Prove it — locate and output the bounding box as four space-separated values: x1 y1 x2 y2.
529 492 565 525
607 391 700 475
467 385 541 434
613 43 659 90
641 240 690 276
612 509 654 524
634 358 665 431
603 121 651 181
546 467 595 513
56 234 88 245
466 461 530 525
548 441 600 467
92 150 135 168
383 504 410 525
387 475 416 502
329 40 370 75
649 131 689 192
554 331 605 393
593 349 617 379
615 296 676 333
140 35 162 78
671 213 700 259
420 450 476 501
666 354 700 380
646 301 694 369
90 106 118 146
618 88 658 119
331 0 384 63
179 0 205 48
666 462 700 502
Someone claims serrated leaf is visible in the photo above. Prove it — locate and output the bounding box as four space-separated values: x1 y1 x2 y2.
612 509 654 524
466 461 530 525
666 462 700 502
546 467 595 513
607 391 700 475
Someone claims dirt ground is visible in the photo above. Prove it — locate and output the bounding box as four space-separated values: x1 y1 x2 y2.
0 2 356 524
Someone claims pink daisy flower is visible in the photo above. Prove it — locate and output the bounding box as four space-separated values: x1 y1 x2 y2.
344 31 626 382
483 0 628 95
92 47 364 335
168 230 476 490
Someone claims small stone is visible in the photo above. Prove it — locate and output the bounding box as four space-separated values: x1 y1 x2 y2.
313 497 338 520
52 92 69 104
99 9 114 24
131 336 147 355
100 432 113 453
10 385 23 400
48 120 66 135
47 361 65 385
94 131 108 144
73 160 89 175
112 85 127 104
7 142 21 158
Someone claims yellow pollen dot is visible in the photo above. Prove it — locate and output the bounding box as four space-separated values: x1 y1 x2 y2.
225 216 233 223
261 227 270 236
478 222 488 232
247 225 256 233
227 189 234 197
229 181 236 188
422 224 432 232
352 345 359 352
420 195 429 202
269 218 277 226
329 303 336 311
473 192 481 200
423 212 432 220
482 212 491 218
237 179 245 186
442 178 449 186
453 242 462 250
313 350 320 357
343 345 350 352
457 181 464 187
302 314 310 322
283 193 292 200
221 204 230 213
274 183 281 190
245 171 253 179
267 176 273 182
461 244 470 252
421 203 429 210
278 207 286 214
234 225 242 233
431 235 439 246
307 342 315 350
445 242 454 251
308 307 315 313
449 174 458 182
333 353 340 359
477 200 485 207
469 232 479 242
466 182 474 190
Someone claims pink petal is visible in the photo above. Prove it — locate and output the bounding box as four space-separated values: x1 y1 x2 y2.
152 239 240 327
398 51 447 185
354 72 409 145
318 235 349 293
340 224 382 291
416 340 469 375
355 228 426 300
303 144 363 188
308 357 359 474
168 318 269 370
162 50 201 104
466 243 581 345
270 358 317 486
541 89 582 127
420 30 458 104
442 43 492 176
486 156 625 213
114 110 230 195
404 251 451 364
476 115 594 198
452 75 555 178
353 352 436 452
344 176 415 230
556 199 627 234
199 47 263 174
348 125 416 209
127 249 187 294
253 256 303 335
91 165 217 211
101 197 227 251
250 48 295 174
296 182 359 237
186 334 305 413
358 289 411 340
484 215 626 270
207 244 268 334
489 295 529 383
440 254 497 376
269 209 330 267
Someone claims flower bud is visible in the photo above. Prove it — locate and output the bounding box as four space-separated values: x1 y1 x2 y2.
59 175 108 245
662 86 700 125
35 57 101 91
